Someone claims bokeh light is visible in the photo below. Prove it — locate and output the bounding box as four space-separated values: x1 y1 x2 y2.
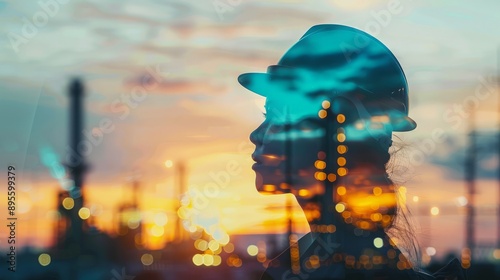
337 186 346 196
195 239 208 251
322 100 330 109
78 207 91 220
223 243 235 253
38 253 51 266
62 197 74 210
335 203 345 213
426 247 437 256
193 254 203 266
456 196 468 207
154 212 168 226
373 238 383 248
208 240 220 251
141 253 154 266
164 160 173 168
247 245 258 256
203 254 214 266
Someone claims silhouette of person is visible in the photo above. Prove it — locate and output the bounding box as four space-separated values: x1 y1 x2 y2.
238 25 466 280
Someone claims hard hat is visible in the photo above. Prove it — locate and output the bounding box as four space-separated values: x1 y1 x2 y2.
238 24 416 132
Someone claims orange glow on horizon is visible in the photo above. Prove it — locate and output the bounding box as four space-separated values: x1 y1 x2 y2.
2 161 497 262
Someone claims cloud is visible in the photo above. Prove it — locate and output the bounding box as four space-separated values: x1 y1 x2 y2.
327 0 388 11
426 135 499 181
125 75 227 96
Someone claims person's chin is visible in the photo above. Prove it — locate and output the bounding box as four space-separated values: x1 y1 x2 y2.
253 166 283 192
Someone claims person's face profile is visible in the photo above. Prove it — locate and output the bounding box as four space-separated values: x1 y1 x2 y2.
250 95 324 196
252 96 391 165
250 93 398 227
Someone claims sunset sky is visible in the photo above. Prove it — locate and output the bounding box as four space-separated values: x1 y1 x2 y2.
0 0 499 261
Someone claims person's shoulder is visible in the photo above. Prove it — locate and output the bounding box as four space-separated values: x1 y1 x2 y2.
416 258 467 280
415 271 436 280
259 233 315 279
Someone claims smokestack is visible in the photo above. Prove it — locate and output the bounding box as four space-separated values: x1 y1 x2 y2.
66 78 87 249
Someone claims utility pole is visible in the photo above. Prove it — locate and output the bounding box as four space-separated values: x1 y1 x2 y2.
465 106 476 257
320 100 338 227
284 108 293 248
132 180 139 208
282 108 302 274
175 162 186 242
497 46 500 249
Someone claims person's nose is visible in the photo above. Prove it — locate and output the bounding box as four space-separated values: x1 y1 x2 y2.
250 122 268 146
